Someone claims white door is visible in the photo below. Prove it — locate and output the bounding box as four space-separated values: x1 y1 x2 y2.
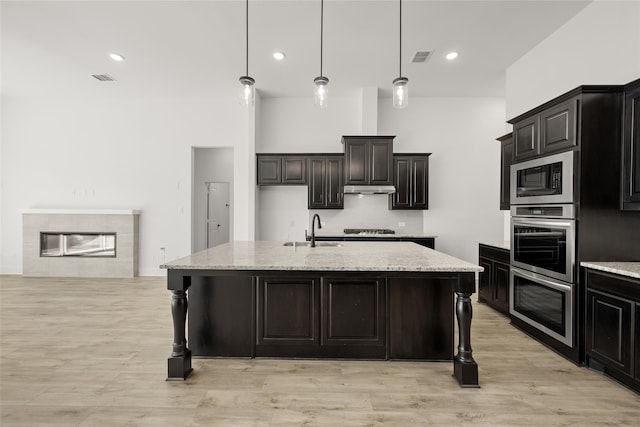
206 182 230 248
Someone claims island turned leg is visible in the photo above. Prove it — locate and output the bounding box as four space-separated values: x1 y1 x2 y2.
453 274 479 387
167 272 192 381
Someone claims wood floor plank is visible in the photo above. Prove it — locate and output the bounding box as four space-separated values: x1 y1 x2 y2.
1 275 639 426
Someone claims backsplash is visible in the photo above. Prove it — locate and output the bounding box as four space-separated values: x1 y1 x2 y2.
309 194 423 233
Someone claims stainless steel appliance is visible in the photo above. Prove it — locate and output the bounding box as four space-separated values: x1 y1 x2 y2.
510 150 574 205
510 267 573 347
510 203 576 348
510 204 575 283
344 228 395 235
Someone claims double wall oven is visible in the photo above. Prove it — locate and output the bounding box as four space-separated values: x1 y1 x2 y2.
510 151 576 348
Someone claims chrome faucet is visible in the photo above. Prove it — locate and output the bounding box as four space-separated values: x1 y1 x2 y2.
310 214 322 248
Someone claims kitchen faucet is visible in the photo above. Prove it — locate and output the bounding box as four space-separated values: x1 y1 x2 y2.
310 214 322 248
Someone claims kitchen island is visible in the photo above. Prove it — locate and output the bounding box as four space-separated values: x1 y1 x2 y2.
162 241 482 387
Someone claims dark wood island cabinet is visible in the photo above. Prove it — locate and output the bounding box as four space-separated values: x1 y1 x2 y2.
162 241 482 388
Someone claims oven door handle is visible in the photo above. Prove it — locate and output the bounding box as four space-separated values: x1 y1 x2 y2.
511 267 573 292
512 219 573 228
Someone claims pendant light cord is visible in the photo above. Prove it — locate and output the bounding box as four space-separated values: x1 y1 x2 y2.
399 0 402 77
320 0 324 77
245 0 249 76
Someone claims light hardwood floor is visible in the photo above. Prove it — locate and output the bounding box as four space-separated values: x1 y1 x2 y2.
1 275 638 426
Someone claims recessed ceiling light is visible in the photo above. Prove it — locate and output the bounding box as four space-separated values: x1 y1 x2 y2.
445 51 459 61
273 51 286 61
109 52 125 62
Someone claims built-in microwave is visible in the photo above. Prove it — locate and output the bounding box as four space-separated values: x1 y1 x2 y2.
510 151 574 205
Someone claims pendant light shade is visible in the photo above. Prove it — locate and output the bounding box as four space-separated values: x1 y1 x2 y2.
393 0 408 109
239 0 255 107
314 76 329 108
314 0 329 108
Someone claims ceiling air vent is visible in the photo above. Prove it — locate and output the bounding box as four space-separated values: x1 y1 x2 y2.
412 51 432 63
92 74 116 82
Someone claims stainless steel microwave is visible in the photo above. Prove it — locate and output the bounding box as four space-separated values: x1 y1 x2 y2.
510 151 574 205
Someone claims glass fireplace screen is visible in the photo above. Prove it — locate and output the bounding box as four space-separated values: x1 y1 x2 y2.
40 233 116 257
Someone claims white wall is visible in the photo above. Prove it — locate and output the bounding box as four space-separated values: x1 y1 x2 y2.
506 0 640 118
379 97 507 263
0 96 247 275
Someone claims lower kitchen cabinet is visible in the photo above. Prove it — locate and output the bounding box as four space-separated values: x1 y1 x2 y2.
478 244 510 315
255 275 386 358
324 236 435 249
585 268 640 393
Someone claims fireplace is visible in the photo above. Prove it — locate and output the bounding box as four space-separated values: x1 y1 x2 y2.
40 233 116 257
22 209 140 277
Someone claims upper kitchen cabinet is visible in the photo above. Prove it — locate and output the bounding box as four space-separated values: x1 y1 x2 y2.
622 78 640 211
497 133 513 210
342 136 394 186
510 97 577 162
257 154 307 185
308 155 344 209
389 154 430 210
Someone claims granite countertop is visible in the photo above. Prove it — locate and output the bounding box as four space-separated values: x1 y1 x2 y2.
162 241 482 273
312 231 437 239
580 262 640 280
479 241 511 251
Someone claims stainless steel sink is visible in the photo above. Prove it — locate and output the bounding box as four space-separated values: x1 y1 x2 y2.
283 241 342 247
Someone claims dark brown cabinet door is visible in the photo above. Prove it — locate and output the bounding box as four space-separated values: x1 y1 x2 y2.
411 157 429 208
257 156 282 184
493 261 510 313
513 116 539 161
307 156 344 209
498 133 513 210
622 79 640 210
308 158 325 208
391 157 411 208
256 277 319 347
321 277 385 348
540 98 577 155
282 156 307 184
587 290 633 375
343 136 394 186
478 257 492 304
344 139 368 184
390 154 430 210
325 156 344 208
370 140 393 185
636 303 640 382
478 244 510 316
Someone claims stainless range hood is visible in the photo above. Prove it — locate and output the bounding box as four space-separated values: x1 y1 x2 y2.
344 185 396 195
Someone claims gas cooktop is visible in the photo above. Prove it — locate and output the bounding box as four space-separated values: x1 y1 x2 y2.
343 228 396 235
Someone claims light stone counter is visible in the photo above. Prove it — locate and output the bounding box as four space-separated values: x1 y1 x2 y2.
479 241 511 251
162 241 481 273
580 262 640 280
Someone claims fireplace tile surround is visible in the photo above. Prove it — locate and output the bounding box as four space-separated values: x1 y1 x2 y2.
22 209 140 277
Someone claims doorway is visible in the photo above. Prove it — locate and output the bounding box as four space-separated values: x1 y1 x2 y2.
206 182 230 248
192 147 234 252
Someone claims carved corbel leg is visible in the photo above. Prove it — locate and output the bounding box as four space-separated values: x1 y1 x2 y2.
167 279 193 380
453 290 479 387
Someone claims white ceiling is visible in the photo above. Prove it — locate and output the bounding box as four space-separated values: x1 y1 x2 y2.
1 0 592 100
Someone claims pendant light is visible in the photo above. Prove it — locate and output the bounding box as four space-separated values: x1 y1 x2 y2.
314 0 329 108
393 0 408 109
239 0 255 107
